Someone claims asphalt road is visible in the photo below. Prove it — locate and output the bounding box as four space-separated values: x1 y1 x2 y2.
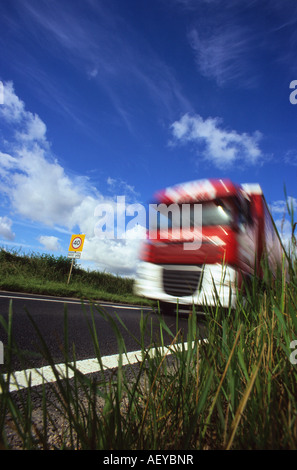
0 291 203 374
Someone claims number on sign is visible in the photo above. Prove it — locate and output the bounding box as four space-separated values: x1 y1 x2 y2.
72 237 82 249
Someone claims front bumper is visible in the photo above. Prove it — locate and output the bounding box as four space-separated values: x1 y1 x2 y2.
134 261 237 309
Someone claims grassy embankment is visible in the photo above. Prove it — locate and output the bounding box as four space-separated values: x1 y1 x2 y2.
0 201 297 449
0 248 152 306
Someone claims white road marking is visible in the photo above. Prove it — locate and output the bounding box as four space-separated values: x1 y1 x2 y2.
1 341 202 393
0 292 151 310
1 292 202 393
2 351 142 393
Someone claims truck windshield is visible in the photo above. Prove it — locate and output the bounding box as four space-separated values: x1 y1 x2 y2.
152 199 233 230
199 200 232 226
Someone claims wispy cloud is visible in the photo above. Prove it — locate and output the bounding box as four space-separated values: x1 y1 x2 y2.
284 150 297 167
170 113 263 168
106 177 140 202
188 24 257 87
184 0 297 87
14 0 192 129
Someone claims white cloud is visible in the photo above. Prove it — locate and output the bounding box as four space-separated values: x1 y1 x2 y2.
170 113 262 168
81 236 143 276
0 83 100 231
0 81 25 122
1 81 47 146
16 113 47 143
1 145 83 228
269 197 297 252
274 218 295 252
38 235 61 251
0 216 15 241
270 198 297 216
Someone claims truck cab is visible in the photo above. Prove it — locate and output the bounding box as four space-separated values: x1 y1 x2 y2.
134 178 283 313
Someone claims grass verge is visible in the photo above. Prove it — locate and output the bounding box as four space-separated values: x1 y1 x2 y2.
0 251 297 449
0 248 153 306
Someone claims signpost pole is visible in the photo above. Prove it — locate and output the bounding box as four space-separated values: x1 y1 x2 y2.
67 257 74 285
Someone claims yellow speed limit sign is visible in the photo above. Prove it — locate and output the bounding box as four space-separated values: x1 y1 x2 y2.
68 234 85 252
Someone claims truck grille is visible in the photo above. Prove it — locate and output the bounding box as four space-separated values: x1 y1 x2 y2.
162 267 202 297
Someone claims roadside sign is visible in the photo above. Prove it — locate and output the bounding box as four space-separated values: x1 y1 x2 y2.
67 234 85 284
68 234 85 252
68 252 82 259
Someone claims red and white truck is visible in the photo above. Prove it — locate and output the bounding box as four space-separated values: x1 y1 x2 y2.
134 178 285 312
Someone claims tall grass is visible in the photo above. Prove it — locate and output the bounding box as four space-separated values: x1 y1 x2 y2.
1 252 297 449
0 210 297 449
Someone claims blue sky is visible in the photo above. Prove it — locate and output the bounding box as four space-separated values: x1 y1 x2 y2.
0 0 297 275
